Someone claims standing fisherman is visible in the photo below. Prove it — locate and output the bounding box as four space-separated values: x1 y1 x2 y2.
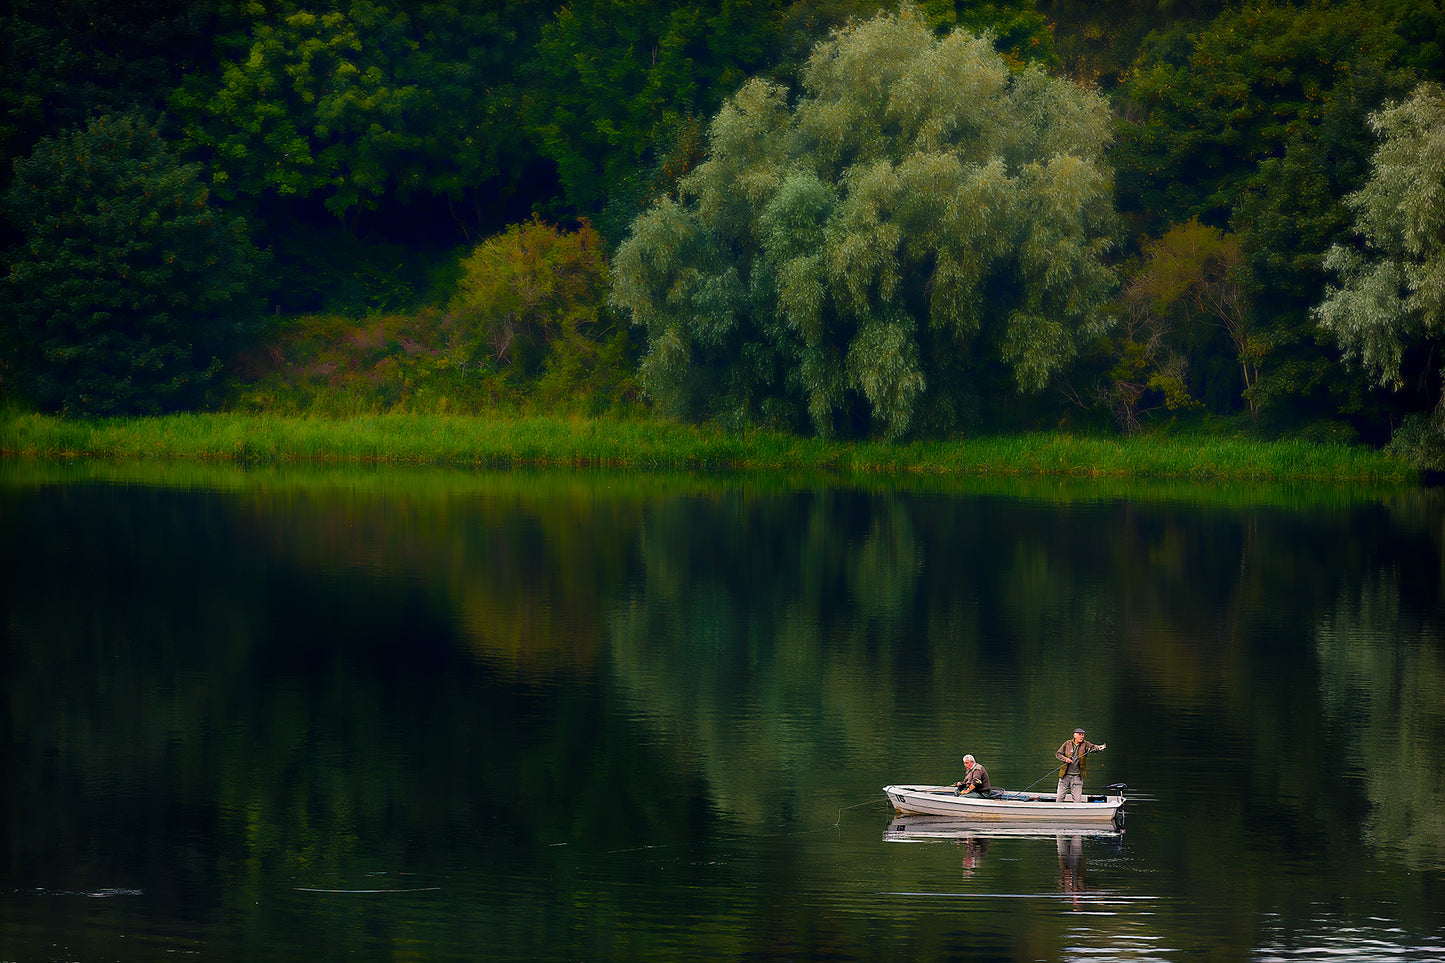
1055 728 1106 803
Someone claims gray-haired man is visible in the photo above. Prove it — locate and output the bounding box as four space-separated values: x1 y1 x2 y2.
953 754 992 797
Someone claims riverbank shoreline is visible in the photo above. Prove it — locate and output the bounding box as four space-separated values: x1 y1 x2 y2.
0 411 1418 483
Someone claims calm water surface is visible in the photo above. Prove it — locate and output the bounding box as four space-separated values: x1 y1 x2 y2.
2 462 1442 961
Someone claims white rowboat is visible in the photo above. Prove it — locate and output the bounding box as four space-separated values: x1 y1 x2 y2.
883 783 1126 822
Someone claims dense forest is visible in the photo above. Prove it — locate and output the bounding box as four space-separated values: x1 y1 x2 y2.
2 0 1443 463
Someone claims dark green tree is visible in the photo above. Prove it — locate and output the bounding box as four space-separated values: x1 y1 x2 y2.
1113 0 1416 428
1230 61 1411 431
1376 0 1445 78
1038 0 1225 90
0 0 233 182
1115 0 1407 234
171 0 546 232
525 0 780 224
3 113 264 415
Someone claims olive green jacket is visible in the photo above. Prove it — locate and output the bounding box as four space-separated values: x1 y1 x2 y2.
1056 739 1101 779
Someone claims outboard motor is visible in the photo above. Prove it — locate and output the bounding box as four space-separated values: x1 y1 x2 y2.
1105 783 1128 829
1103 780 1127 827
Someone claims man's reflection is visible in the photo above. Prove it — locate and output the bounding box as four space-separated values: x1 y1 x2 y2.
960 834 990 875
1057 833 1085 899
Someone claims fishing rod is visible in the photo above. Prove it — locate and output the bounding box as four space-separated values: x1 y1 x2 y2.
1018 744 1107 792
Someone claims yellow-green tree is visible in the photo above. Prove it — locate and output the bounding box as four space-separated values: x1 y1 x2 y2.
1118 220 1258 421
449 219 631 407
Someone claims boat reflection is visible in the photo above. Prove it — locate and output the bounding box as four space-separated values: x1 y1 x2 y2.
883 815 1125 884
883 814 1124 842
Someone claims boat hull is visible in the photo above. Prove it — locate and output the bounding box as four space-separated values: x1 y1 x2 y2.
883 784 1124 821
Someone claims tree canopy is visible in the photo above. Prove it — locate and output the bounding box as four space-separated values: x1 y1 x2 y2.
170 0 542 229
0 0 230 177
3 113 264 415
1315 82 1445 409
1115 0 1407 233
1 0 1443 451
611 5 1117 438
1112 0 1421 434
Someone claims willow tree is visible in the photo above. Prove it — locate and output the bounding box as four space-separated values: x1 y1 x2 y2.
610 5 1116 438
1315 83 1445 465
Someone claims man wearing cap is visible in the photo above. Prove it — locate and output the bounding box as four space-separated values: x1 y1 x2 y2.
953 754 992 797
1055 727 1106 803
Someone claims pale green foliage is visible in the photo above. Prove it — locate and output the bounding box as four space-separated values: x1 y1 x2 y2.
1316 82 1445 392
846 313 924 428
610 4 1117 437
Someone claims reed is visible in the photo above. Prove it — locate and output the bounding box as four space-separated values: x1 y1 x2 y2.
0 410 1418 483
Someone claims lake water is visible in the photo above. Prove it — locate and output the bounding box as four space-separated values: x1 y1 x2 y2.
2 461 1443 961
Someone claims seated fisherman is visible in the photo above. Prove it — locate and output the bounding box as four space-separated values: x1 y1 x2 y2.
953 754 995 797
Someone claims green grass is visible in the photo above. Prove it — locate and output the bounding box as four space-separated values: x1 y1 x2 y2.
0 410 1419 484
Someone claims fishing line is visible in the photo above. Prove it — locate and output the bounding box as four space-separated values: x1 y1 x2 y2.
596 790 930 863
835 798 880 828
605 797 880 856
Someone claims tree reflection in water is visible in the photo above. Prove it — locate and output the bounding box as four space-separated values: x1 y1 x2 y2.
1 466 1441 961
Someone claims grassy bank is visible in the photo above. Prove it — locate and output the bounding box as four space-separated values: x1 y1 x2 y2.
0 410 1419 483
